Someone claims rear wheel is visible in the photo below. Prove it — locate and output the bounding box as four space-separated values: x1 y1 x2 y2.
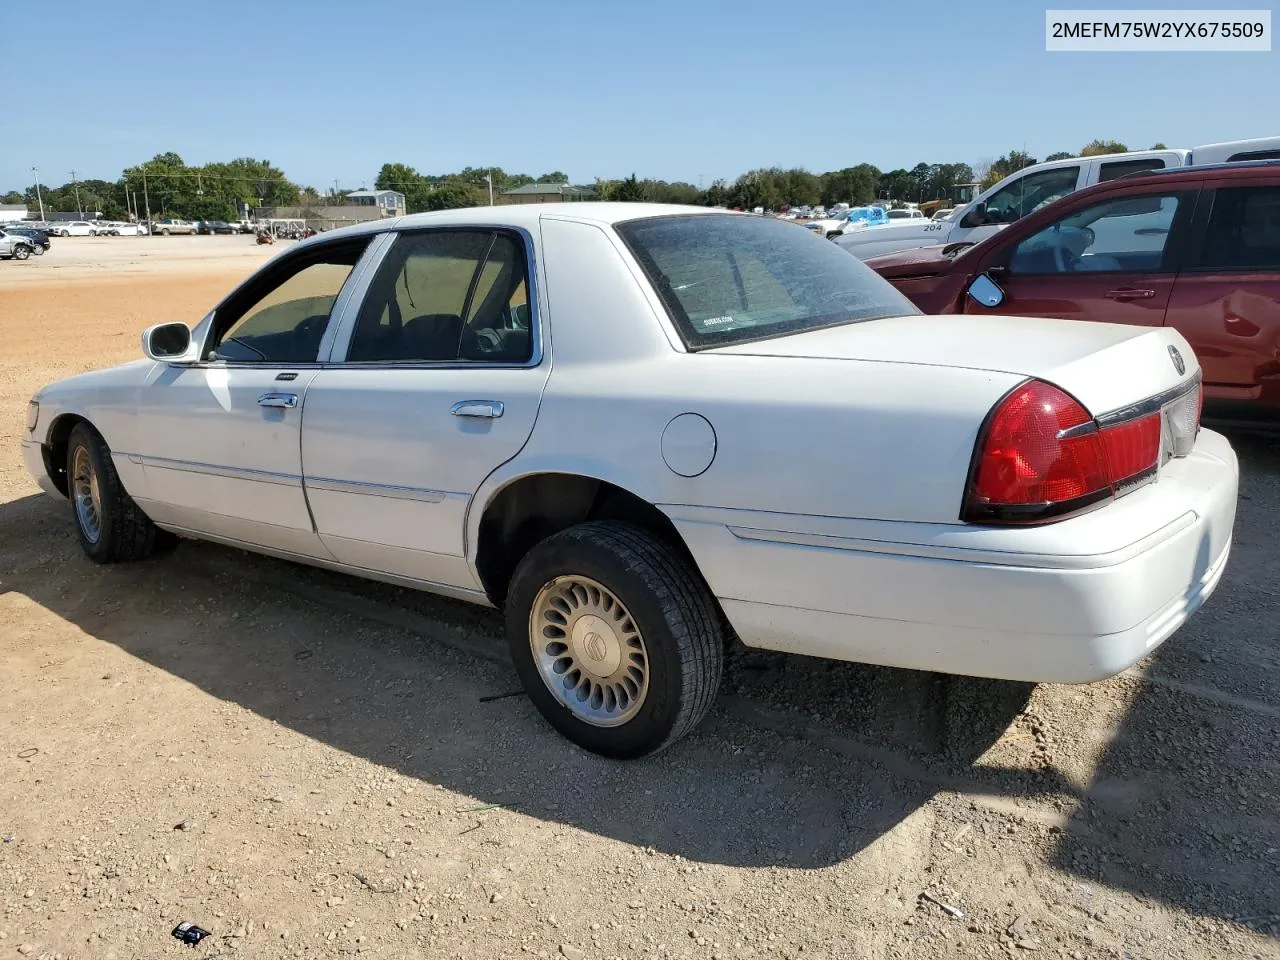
33 244 45 255
67 423 173 563
160 228 170 235
506 521 723 759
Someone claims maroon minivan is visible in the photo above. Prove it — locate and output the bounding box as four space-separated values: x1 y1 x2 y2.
865 162 1280 423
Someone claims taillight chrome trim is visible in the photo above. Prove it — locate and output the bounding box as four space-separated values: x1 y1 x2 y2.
1093 371 1203 427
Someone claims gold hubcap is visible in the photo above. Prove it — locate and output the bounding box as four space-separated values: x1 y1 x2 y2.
529 575 648 727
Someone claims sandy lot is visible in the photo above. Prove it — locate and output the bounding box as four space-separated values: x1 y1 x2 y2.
0 238 1277 960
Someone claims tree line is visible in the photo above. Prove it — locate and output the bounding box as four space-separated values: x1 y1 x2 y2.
1 139 1163 220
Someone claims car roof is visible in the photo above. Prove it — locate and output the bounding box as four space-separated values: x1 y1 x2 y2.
304 202 722 245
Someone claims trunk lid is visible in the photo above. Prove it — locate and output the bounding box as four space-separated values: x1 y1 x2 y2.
707 313 1198 417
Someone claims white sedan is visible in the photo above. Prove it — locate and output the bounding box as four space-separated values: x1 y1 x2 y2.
21 203 1238 758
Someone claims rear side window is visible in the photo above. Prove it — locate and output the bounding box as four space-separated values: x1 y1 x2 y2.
1097 158 1168 182
1227 150 1280 162
615 213 920 350
1193 186 1280 271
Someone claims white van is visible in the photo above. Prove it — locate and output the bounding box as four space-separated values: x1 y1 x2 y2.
835 136 1280 259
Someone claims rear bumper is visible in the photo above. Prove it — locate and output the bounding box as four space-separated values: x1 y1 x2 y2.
667 429 1238 683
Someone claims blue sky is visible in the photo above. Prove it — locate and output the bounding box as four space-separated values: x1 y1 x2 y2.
3 0 1276 192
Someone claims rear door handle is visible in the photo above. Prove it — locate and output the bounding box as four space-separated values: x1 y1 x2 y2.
1104 288 1156 301
258 392 298 408
450 400 504 419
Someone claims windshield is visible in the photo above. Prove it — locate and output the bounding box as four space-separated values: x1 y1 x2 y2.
615 213 921 350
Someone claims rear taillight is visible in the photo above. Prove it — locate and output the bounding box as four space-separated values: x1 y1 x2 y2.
962 380 1161 525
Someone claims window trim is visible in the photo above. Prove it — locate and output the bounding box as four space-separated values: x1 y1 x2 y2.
325 224 544 369
193 234 387 367
997 187 1201 278
1181 184 1280 274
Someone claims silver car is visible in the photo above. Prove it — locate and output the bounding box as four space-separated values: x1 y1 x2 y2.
0 228 36 260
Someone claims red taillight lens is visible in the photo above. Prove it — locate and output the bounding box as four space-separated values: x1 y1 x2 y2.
963 380 1162 525
1100 413 1161 485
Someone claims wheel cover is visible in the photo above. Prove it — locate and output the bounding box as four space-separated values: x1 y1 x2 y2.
71 445 102 544
529 575 649 727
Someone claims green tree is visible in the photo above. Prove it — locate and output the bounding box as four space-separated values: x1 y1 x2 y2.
374 162 433 212
1 190 24 204
536 171 569 184
982 150 1038 188
820 164 880 207
1080 139 1128 156
610 174 647 203
1044 151 1075 162
1150 142 1167 150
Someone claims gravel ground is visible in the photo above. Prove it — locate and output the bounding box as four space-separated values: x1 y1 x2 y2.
0 250 1276 960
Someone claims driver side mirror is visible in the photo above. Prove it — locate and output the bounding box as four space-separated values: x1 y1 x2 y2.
966 273 1005 308
142 321 193 361
959 202 988 228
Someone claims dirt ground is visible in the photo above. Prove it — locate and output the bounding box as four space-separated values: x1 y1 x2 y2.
0 238 1276 960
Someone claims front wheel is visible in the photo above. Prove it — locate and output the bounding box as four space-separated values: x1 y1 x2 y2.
506 521 724 759
160 228 170 235
13 245 30 260
66 423 173 563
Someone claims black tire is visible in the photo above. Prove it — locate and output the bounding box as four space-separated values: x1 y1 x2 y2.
13 245 30 260
66 423 173 563
506 521 724 759
33 244 44 255
160 228 170 235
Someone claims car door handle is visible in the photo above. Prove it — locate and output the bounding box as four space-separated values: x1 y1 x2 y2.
258 392 298 409
1104 288 1156 301
450 400 504 419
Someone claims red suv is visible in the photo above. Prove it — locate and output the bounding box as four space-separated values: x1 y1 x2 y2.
865 161 1280 423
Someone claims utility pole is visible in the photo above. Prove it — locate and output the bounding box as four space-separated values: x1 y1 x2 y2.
31 166 45 221
70 169 83 217
485 171 494 206
141 165 152 233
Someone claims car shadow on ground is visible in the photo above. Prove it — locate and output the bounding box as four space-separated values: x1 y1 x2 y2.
0 492 1059 876
2 427 1275 929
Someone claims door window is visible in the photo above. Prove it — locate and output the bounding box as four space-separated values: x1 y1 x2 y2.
345 230 533 363
1008 192 1188 275
1191 186 1280 271
209 239 371 363
984 166 1081 224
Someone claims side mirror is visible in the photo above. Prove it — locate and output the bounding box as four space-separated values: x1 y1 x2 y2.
959 202 988 228
967 273 1005 308
142 321 193 361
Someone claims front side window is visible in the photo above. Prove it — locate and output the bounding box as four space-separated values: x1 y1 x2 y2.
209 239 370 362
984 166 1081 225
1193 186 1280 271
346 230 533 363
1008 192 1187 275
616 213 920 350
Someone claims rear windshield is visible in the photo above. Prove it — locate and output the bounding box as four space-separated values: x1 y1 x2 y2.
615 213 921 350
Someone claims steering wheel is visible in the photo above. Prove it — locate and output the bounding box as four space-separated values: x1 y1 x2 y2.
1052 225 1075 273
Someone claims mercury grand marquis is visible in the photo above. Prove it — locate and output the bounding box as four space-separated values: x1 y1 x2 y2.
22 203 1238 758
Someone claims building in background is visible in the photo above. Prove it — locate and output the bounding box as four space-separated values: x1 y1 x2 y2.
343 189 407 217
500 183 596 205
0 204 29 223
255 188 406 232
